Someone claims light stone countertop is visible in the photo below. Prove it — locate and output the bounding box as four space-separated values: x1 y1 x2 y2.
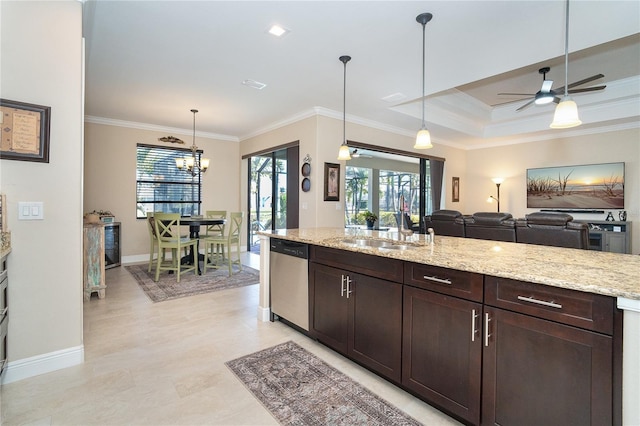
259 227 640 300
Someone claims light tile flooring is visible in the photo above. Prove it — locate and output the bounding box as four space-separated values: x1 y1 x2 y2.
1 253 460 425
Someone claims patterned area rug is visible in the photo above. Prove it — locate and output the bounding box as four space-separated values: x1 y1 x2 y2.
226 341 423 426
125 263 259 302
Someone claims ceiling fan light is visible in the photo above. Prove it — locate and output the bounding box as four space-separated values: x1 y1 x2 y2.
337 143 352 161
550 96 582 128
534 92 555 105
414 128 433 149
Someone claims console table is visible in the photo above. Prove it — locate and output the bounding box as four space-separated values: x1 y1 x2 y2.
581 220 632 254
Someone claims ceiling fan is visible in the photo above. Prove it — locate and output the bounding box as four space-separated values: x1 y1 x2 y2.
350 149 373 159
498 66 606 112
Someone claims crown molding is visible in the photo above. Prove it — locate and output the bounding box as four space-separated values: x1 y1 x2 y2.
84 115 239 142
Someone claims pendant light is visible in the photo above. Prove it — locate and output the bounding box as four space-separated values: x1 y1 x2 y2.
414 12 433 149
337 55 352 161
175 109 210 176
550 0 582 129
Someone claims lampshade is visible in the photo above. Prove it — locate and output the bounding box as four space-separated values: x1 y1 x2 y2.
414 128 433 149
492 177 504 185
337 143 351 161
550 96 582 128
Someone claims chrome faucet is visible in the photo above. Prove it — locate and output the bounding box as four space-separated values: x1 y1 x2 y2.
398 195 413 241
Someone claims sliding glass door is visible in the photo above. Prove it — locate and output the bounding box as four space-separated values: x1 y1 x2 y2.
247 145 299 251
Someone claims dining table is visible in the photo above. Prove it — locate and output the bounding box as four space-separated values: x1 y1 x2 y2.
179 216 226 274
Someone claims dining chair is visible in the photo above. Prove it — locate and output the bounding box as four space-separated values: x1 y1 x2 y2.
202 210 227 262
202 212 244 276
152 213 199 282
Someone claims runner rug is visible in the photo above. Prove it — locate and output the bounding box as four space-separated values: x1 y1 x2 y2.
226 341 423 426
125 264 259 303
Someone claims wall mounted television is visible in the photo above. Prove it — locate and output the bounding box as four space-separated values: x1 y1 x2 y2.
526 162 624 210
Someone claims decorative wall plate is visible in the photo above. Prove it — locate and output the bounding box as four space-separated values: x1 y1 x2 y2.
301 178 311 192
301 162 311 177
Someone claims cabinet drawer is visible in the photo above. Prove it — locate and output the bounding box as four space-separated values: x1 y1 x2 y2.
404 263 483 302
485 276 614 335
310 245 403 283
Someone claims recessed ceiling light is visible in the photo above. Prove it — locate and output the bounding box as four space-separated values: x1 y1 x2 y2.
242 79 267 90
268 25 290 37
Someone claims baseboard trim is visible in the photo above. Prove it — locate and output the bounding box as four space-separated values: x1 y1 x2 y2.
257 306 271 323
1 345 84 384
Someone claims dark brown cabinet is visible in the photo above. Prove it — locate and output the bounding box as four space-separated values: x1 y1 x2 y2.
309 246 403 383
402 263 483 425
482 276 618 426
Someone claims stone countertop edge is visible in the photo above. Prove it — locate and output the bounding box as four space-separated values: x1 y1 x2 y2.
257 227 640 301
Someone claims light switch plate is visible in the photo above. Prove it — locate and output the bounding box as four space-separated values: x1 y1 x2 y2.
18 202 44 220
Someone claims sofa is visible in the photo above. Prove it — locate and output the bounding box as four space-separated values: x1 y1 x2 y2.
424 210 588 249
516 212 589 249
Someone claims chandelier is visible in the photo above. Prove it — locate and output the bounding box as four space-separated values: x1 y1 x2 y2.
175 109 210 176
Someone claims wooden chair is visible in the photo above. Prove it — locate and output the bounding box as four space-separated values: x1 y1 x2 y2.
152 213 198 282
201 210 227 262
202 212 243 276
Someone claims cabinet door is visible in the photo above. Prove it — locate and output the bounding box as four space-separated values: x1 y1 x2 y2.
349 273 402 383
402 286 482 425
482 307 613 426
309 263 348 354
604 232 626 253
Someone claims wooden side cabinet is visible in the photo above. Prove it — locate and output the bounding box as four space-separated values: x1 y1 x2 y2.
83 223 106 300
0 251 9 378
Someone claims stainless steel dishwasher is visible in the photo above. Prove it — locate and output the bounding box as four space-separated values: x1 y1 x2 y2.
270 239 309 331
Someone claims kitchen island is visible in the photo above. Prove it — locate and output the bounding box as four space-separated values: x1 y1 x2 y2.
257 228 640 425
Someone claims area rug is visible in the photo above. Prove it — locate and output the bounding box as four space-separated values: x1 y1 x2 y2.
226 341 423 426
125 263 259 303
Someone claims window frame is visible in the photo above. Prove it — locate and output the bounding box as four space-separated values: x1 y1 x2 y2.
135 143 203 219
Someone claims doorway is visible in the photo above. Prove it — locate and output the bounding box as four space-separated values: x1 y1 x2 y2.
247 145 299 252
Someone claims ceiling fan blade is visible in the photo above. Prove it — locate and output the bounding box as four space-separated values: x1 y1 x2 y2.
498 92 535 96
568 85 607 94
541 80 554 92
555 74 605 93
516 99 536 112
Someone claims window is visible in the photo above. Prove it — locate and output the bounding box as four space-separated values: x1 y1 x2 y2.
136 144 202 218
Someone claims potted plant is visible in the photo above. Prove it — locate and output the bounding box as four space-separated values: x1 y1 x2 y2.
363 210 378 229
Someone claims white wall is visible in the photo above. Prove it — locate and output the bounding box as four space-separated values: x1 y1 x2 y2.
0 1 84 380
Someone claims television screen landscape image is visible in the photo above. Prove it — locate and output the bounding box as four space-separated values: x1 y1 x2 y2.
526 162 625 209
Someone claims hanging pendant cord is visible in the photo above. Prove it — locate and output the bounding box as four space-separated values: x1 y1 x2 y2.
563 0 570 97
343 59 347 143
421 20 426 127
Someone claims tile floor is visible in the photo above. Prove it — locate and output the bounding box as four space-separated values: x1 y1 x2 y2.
1 253 461 425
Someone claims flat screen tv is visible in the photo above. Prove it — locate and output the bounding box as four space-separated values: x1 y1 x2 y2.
526 162 624 210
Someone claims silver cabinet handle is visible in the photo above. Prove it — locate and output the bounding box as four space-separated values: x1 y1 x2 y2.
471 309 478 342
422 275 452 285
484 312 491 347
341 275 346 297
517 295 562 309
346 276 353 299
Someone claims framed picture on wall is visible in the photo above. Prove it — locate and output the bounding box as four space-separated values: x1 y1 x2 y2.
0 99 51 163
452 177 460 202
324 162 340 201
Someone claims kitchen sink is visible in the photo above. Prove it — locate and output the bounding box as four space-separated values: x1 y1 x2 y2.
341 238 417 251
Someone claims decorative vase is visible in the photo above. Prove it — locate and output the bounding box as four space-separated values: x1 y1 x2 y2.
366 219 375 230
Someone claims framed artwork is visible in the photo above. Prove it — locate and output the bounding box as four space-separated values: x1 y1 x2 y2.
0 99 51 163
452 177 460 202
324 162 340 201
